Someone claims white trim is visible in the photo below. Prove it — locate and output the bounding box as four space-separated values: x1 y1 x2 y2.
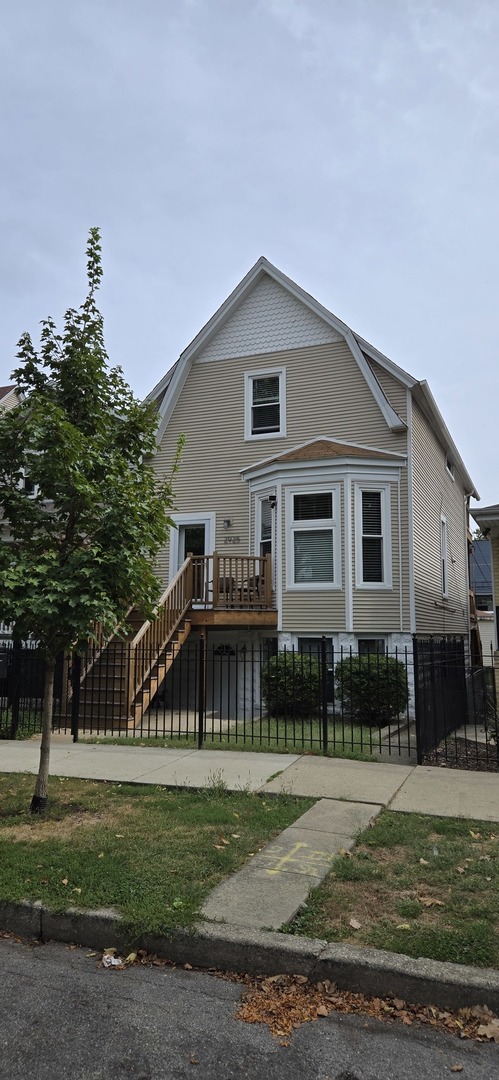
276 478 283 630
344 476 353 632
254 489 276 587
354 483 393 590
344 328 406 432
285 483 341 591
406 390 416 633
441 514 449 599
168 512 216 581
397 480 403 630
244 365 286 441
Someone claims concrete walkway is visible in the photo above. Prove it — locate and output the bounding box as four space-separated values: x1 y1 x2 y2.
1 738 498 933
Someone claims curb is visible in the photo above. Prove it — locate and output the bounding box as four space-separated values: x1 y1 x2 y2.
2 900 499 1014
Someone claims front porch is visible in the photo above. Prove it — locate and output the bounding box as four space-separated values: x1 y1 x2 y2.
189 552 277 627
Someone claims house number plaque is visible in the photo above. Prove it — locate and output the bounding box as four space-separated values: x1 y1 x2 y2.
223 536 241 544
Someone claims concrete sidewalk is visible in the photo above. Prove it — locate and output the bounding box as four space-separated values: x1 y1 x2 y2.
1 737 498 935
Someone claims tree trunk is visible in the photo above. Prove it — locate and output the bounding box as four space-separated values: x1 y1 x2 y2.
30 656 55 814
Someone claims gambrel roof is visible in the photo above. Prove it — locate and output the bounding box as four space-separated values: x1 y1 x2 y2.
146 257 478 498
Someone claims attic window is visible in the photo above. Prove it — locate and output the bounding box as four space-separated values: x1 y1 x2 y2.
244 367 286 440
445 455 455 479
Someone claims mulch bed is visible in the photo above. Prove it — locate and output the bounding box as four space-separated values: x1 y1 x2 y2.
422 737 499 772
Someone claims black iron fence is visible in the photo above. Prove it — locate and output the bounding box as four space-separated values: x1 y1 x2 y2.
2 634 498 770
414 636 499 770
1 637 414 759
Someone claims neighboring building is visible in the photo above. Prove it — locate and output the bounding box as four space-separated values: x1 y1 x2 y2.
471 506 499 686
0 385 18 413
145 257 478 661
470 538 493 611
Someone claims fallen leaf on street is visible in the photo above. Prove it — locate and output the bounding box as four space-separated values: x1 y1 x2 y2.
477 1017 499 1042
450 1066 463 1073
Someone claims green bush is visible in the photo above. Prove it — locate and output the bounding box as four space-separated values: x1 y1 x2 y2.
262 652 321 718
335 655 409 727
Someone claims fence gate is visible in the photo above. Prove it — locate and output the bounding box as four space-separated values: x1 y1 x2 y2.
413 635 499 769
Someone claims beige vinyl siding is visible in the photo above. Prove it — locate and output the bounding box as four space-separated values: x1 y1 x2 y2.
280 482 346 633
365 360 408 423
154 341 408 584
411 400 469 635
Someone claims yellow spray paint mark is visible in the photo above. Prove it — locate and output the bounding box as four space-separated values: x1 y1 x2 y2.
263 841 332 877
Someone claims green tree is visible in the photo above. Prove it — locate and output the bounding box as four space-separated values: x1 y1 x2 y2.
0 229 176 811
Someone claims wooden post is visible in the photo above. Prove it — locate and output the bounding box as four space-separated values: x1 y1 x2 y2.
212 551 220 608
264 553 272 608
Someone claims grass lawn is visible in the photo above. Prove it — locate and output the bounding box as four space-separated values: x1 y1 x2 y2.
0 772 312 940
287 810 499 969
81 718 383 761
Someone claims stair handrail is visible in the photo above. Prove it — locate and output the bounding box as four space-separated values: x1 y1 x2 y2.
126 557 193 717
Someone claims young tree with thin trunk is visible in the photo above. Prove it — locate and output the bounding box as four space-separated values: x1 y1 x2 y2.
0 229 177 811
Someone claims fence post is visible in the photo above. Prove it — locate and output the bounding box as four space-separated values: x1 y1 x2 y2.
321 635 329 754
197 633 206 749
70 652 81 743
412 635 423 765
7 638 22 739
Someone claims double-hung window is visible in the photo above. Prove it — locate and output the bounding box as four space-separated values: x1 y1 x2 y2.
288 488 340 588
441 515 449 597
244 367 286 440
355 484 392 588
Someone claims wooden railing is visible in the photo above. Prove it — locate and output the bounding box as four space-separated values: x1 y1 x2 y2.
123 552 273 720
126 557 193 717
191 552 272 609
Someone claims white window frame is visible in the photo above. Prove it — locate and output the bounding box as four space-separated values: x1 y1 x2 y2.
441 514 449 598
354 483 392 589
286 484 341 591
244 366 286 441
18 469 39 499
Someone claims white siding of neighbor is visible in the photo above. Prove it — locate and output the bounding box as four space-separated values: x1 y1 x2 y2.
0 392 18 413
411 401 469 636
196 277 342 363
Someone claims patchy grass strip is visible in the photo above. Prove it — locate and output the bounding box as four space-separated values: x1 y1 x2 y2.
287 810 499 968
0 773 312 939
81 727 379 761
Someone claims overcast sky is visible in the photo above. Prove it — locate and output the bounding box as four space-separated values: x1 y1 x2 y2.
1 0 498 506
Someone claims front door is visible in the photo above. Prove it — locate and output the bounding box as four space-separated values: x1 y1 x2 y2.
178 523 206 568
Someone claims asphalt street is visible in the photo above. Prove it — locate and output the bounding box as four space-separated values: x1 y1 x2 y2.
0 938 496 1079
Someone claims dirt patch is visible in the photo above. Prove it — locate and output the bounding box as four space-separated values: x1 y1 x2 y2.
0 802 136 843
317 878 451 938
422 737 499 772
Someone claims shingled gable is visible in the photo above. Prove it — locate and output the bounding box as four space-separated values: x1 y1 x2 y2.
147 257 407 443
240 437 406 481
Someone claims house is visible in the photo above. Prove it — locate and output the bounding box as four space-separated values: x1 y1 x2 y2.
144 257 477 670
0 264 480 735
0 385 19 413
470 537 494 611
470 506 499 687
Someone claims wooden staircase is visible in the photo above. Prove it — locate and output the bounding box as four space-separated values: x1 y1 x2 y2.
72 552 274 732
76 559 193 731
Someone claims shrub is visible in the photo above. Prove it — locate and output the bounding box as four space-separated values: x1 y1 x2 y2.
335 654 408 727
262 651 321 719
